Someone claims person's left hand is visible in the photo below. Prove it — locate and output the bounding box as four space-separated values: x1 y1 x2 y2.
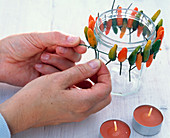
0 31 86 86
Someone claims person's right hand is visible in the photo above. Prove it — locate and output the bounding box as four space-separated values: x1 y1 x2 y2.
0 59 112 135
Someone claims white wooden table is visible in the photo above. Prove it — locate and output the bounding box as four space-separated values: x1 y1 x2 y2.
0 0 169 137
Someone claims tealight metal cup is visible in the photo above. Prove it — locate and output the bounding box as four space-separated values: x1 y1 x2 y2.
132 105 164 136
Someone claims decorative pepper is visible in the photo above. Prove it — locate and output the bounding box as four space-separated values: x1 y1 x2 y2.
146 54 154 67
84 26 89 41
128 46 141 66
120 18 127 38
118 47 128 62
112 18 118 34
137 22 144 37
118 47 128 75
127 7 138 29
88 20 95 31
128 45 141 82
105 19 112 35
132 10 143 33
156 19 163 32
142 26 151 37
117 7 123 28
151 9 161 22
157 26 164 37
151 39 161 59
155 30 164 42
143 40 152 62
87 28 97 48
88 15 94 26
135 52 142 70
109 44 118 61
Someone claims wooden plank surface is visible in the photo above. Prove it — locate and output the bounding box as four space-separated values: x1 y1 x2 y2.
0 0 169 137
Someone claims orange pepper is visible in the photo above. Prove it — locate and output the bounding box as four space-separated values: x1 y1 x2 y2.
87 28 97 48
118 47 128 62
146 54 154 68
157 26 164 36
135 52 142 70
155 30 164 42
127 7 138 29
105 19 112 35
88 20 95 31
117 7 123 27
88 15 94 26
137 23 144 37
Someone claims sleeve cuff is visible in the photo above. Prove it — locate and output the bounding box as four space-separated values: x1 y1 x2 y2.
0 113 11 138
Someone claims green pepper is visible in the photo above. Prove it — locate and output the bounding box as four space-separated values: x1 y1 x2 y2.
156 19 163 32
112 18 118 34
143 40 152 62
103 20 107 29
84 26 89 41
150 39 161 59
142 26 150 37
128 46 141 65
109 44 118 61
132 10 143 32
112 18 117 26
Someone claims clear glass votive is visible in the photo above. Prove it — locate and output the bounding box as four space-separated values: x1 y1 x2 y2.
94 9 156 96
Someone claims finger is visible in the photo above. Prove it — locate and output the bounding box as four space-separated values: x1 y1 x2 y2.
46 45 57 53
87 62 112 100
73 40 87 54
35 64 60 74
76 62 111 105
86 94 112 115
75 80 93 89
56 47 81 62
28 31 81 49
56 59 101 89
41 53 75 70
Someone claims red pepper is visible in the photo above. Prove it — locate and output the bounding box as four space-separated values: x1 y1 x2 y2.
155 30 164 42
88 20 95 31
127 7 138 29
117 7 123 27
105 19 112 35
137 23 144 37
146 54 154 68
88 15 94 26
118 47 128 62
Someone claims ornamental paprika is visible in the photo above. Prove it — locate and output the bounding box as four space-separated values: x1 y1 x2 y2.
151 39 161 59
128 46 141 65
156 19 163 32
87 28 97 48
143 40 152 62
118 47 128 62
109 44 118 61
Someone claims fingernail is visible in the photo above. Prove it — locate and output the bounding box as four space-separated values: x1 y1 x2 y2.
41 54 50 60
67 36 79 43
58 46 66 54
35 64 42 68
88 59 101 69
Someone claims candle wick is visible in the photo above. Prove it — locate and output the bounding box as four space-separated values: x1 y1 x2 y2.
148 108 153 117
114 121 117 132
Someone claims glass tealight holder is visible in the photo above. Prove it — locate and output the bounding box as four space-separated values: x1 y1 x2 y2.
94 9 156 96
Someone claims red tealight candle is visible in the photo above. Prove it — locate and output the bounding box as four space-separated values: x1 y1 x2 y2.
132 105 163 136
100 120 131 138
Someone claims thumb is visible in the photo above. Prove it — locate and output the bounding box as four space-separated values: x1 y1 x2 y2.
57 59 101 89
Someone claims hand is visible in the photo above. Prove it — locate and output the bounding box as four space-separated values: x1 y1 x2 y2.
0 31 86 86
0 59 112 134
